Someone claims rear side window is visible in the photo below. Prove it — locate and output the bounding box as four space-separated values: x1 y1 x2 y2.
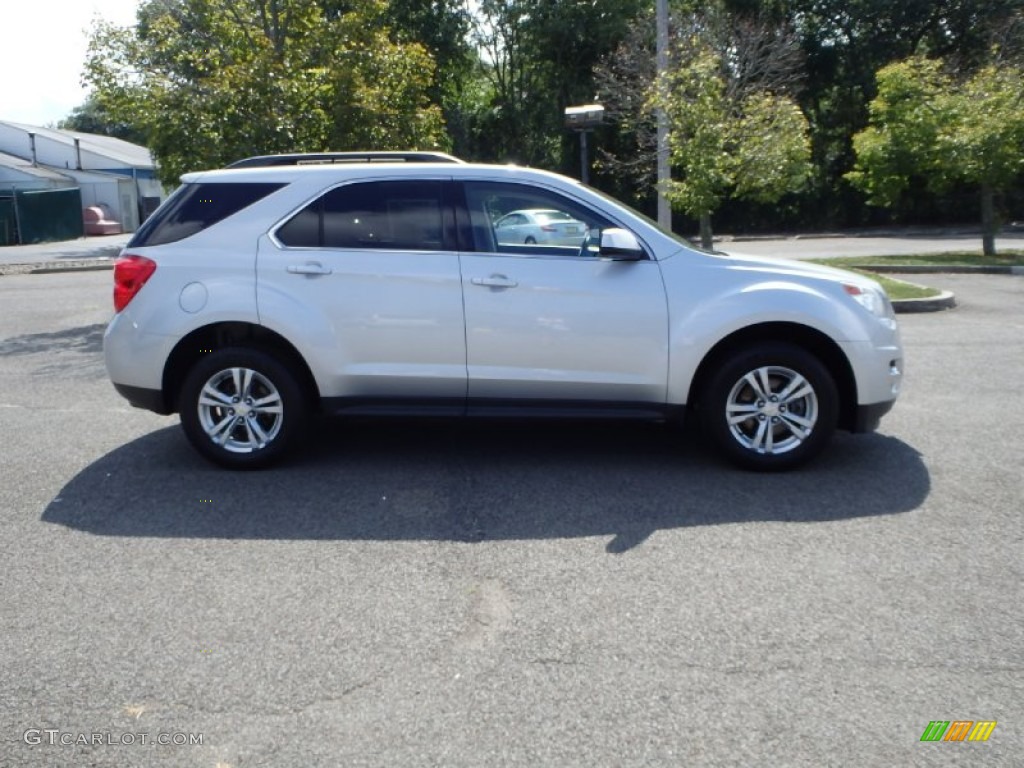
129 182 284 247
276 181 445 251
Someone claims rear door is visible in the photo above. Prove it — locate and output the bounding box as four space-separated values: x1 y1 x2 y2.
257 178 466 406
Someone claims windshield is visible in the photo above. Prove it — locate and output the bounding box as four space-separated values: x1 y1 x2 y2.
585 186 710 252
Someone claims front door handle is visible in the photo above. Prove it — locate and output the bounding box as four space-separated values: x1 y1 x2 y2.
471 274 518 288
287 262 332 276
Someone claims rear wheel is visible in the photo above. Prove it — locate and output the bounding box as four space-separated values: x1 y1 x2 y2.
179 348 307 469
525 236 537 244
699 343 838 471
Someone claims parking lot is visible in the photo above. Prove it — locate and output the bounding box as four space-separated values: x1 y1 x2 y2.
1 269 1021 766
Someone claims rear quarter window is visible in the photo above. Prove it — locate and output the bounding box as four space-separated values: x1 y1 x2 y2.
129 182 285 247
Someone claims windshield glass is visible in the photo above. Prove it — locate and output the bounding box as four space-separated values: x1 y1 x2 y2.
585 187 710 252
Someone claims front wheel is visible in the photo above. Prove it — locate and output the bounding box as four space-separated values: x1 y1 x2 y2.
699 343 838 471
178 348 307 469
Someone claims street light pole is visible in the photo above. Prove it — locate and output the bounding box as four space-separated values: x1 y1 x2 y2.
656 0 671 231
579 129 589 185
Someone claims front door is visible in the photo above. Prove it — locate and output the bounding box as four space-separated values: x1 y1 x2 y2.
458 181 669 407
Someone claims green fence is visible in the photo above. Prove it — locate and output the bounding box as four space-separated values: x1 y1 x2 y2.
0 197 15 246
11 187 84 244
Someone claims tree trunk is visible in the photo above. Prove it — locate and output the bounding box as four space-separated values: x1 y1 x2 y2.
699 213 713 251
981 184 996 257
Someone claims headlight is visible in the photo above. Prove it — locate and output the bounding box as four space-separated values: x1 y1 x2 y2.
843 283 897 327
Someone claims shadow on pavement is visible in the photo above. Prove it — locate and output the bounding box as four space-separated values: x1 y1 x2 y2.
0 323 105 357
42 420 930 552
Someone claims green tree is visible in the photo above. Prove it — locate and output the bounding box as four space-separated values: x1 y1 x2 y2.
84 0 447 186
462 0 643 168
657 51 811 248
622 5 812 247
848 55 1024 255
58 95 147 145
789 0 1024 226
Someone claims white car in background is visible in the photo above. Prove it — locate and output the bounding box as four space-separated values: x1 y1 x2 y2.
103 152 903 471
493 208 587 246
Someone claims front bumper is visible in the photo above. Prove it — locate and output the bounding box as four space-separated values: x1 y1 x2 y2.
852 399 895 433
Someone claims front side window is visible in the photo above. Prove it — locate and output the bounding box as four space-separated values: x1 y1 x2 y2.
463 182 614 256
276 180 445 251
130 182 284 247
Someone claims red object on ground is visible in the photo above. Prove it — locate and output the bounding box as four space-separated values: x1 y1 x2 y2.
83 204 123 236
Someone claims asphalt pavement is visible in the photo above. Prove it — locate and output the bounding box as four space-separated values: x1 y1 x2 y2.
0 269 1021 767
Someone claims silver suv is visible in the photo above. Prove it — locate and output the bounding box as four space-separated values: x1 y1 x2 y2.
104 152 903 470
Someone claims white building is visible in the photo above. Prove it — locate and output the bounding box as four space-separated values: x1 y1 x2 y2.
0 120 165 233
0 151 76 191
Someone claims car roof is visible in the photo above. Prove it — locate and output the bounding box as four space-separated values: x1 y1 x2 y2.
180 162 582 188
226 151 464 168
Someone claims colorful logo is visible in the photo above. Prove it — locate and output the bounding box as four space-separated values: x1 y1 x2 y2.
920 721 997 742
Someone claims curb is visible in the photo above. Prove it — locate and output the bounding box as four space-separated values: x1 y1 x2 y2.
0 259 114 277
892 290 957 314
31 264 116 275
848 264 1023 275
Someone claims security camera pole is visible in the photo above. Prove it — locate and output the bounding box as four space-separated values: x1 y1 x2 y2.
564 104 604 186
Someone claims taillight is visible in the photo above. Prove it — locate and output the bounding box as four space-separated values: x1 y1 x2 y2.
541 225 556 232
113 255 157 312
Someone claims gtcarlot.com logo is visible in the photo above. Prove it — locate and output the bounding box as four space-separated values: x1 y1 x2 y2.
24 729 204 747
920 720 997 742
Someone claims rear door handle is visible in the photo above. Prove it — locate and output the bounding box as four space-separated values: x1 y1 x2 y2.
287 262 332 275
471 274 518 288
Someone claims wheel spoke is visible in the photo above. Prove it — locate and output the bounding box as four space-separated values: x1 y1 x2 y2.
744 371 769 401
781 383 813 404
782 411 815 429
778 374 810 403
229 367 244 398
780 414 811 440
199 384 233 407
252 392 282 413
248 416 269 446
240 368 255 400
727 403 759 425
208 414 235 445
242 420 261 450
751 419 769 452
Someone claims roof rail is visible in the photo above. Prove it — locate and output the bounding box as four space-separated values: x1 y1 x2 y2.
227 151 465 168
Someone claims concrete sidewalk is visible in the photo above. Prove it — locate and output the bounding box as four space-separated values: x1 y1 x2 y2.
0 234 130 266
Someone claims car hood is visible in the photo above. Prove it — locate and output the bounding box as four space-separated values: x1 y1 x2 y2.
713 250 880 290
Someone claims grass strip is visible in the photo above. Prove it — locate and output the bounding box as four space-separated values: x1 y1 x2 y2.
810 251 1024 300
814 251 1024 268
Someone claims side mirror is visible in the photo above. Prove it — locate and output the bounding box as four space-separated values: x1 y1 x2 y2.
599 228 645 261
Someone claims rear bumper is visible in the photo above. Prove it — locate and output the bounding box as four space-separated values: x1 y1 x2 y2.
113 383 172 415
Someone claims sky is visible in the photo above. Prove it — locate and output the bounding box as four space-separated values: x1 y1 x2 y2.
0 0 142 127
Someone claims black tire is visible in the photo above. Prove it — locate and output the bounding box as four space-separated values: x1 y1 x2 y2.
699 343 838 471
178 347 307 469
525 236 537 244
